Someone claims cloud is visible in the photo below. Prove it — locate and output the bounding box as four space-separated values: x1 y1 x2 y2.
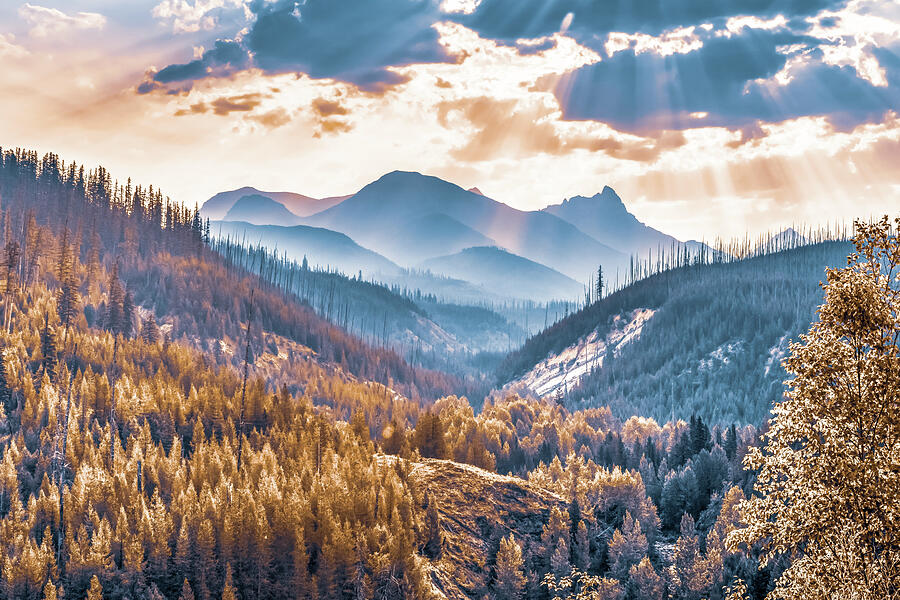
147 0 454 93
312 98 348 117
152 0 247 33
140 40 250 92
437 95 685 162
176 92 264 115
555 26 900 132
248 107 292 128
210 93 262 115
0 33 28 58
18 4 106 38
451 0 848 48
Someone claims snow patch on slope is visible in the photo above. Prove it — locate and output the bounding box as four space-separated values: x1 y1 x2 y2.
512 308 655 398
765 334 789 375
698 340 744 370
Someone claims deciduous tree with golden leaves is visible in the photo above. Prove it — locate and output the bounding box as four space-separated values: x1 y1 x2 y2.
730 217 900 599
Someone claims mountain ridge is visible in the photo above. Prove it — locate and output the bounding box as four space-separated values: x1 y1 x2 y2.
201 185 348 220
223 194 302 225
304 170 628 282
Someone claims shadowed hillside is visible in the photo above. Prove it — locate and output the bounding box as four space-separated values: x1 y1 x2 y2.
498 241 854 424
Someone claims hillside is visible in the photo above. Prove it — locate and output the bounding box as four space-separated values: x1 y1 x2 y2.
392 456 566 599
200 185 347 219
0 149 470 402
419 246 583 302
498 241 855 424
222 194 302 225
211 235 527 374
304 171 627 283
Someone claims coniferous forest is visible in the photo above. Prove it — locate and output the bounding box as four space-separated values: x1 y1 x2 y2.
0 148 897 600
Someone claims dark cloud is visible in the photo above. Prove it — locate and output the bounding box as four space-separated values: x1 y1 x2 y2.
556 30 900 132
245 0 450 90
452 0 848 49
154 40 249 84
139 0 896 138
145 0 451 94
172 94 264 116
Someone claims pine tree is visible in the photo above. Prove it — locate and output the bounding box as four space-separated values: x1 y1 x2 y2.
42 579 59 600
122 288 135 338
723 424 737 460
105 264 125 335
494 534 526 600
56 273 79 344
627 558 664 600
669 514 709 600
141 314 160 345
596 265 604 301
422 492 442 558
2 240 20 333
0 348 12 414
221 564 237 600
607 511 648 580
85 575 103 600
40 315 57 380
573 520 590 570
179 578 196 600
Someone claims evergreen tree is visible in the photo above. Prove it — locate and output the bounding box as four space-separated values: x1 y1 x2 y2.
627 558 664 600
179 578 196 600
122 288 135 338
494 534 526 600
141 314 161 345
56 273 79 341
723 425 737 461
596 265 604 301
85 575 103 600
40 315 57 380
42 580 58 600
422 492 442 558
105 264 125 335
607 511 648 581
414 412 447 459
221 564 237 600
669 514 709 600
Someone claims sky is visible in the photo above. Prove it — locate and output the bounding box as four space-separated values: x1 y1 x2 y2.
0 0 897 240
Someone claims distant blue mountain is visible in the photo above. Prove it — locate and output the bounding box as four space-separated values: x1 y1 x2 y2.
304 170 628 282
419 246 583 302
544 186 679 256
224 194 301 226
201 186 347 220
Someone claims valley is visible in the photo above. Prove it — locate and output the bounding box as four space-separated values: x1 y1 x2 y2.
0 148 889 600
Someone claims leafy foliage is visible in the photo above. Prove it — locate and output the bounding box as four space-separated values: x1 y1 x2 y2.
730 218 900 599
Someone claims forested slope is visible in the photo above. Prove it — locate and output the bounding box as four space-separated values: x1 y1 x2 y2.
0 148 471 402
0 147 791 600
498 242 854 423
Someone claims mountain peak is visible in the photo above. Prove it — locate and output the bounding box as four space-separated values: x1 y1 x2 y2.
223 194 300 225
582 185 627 211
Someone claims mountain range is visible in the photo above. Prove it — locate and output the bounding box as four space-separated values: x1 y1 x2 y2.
201 186 348 220
201 171 699 303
